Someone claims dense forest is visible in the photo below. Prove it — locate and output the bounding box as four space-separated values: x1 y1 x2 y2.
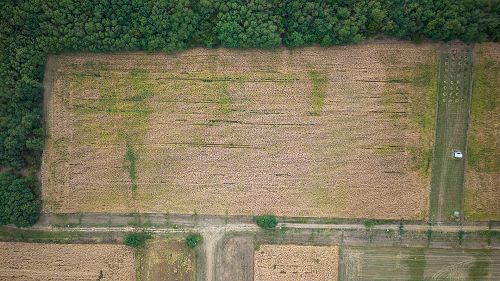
0 0 498 226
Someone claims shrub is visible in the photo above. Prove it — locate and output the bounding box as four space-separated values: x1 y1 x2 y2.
185 233 203 248
123 232 151 248
255 215 278 229
363 219 379 229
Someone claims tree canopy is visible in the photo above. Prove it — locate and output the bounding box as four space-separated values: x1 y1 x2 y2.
0 0 498 227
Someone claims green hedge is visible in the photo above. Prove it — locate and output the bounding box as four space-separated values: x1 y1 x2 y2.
0 0 498 226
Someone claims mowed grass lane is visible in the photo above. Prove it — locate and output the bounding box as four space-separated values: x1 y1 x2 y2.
339 247 500 280
429 44 473 222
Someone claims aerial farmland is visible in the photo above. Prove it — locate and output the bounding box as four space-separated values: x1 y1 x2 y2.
1 1 499 281
42 42 437 219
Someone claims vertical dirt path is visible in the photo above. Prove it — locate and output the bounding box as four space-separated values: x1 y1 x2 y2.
429 43 474 222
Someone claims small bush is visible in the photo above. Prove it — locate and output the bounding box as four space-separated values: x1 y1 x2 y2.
458 230 465 245
123 232 151 248
363 219 379 229
255 215 277 229
185 233 202 248
399 221 405 236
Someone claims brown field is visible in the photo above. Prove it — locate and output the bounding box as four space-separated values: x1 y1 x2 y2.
218 236 254 281
254 245 338 281
464 43 500 220
138 238 195 281
42 42 437 219
0 242 134 280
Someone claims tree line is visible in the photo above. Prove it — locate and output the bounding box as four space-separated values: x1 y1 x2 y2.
0 0 498 226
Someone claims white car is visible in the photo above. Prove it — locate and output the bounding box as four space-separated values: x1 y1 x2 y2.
452 150 463 159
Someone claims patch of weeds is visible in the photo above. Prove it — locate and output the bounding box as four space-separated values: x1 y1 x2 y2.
124 89 154 102
307 70 328 116
387 78 411 83
123 138 138 191
408 147 432 176
399 220 405 236
123 231 152 248
458 229 465 245
426 228 433 243
185 233 203 248
404 247 426 280
363 219 380 230
468 259 490 280
217 83 232 114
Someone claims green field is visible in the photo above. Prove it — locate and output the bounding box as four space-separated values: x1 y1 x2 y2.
429 45 473 222
464 44 500 220
339 247 500 280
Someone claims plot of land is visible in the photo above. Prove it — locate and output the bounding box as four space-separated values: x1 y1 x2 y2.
254 245 338 281
464 43 500 221
138 238 195 281
339 246 500 280
218 236 254 281
429 43 473 222
0 242 135 280
42 42 437 219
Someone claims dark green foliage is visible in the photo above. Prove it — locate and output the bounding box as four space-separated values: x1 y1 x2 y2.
0 172 40 227
255 215 277 229
0 0 498 213
363 219 380 229
123 232 151 248
399 221 405 236
185 233 203 248
458 229 465 245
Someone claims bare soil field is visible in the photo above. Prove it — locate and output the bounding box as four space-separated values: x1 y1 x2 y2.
138 238 195 281
217 235 254 281
464 43 500 221
42 42 437 219
0 242 135 280
254 244 338 281
339 246 500 280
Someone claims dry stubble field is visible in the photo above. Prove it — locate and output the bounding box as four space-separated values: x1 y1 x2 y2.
42 42 437 219
0 242 135 280
254 244 339 281
138 238 195 281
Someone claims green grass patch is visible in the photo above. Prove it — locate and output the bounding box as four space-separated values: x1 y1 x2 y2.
123 137 138 191
468 259 490 280
217 83 233 114
307 70 328 116
468 58 499 173
67 69 154 145
404 248 426 281
408 61 438 177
